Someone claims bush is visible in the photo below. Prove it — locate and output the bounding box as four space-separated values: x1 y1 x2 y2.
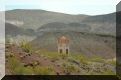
8 56 34 75
62 62 79 74
8 57 21 71
19 40 33 53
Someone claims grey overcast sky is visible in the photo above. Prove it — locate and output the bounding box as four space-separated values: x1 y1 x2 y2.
0 0 120 15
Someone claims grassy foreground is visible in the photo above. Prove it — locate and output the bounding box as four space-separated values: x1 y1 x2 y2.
5 41 116 75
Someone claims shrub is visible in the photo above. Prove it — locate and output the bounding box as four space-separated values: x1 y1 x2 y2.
79 57 89 65
8 56 34 75
14 66 34 75
19 40 33 53
8 57 21 71
62 62 79 74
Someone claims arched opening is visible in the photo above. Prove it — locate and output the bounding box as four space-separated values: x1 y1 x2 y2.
66 49 69 54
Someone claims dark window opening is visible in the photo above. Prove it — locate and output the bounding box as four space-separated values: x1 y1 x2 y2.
66 49 68 54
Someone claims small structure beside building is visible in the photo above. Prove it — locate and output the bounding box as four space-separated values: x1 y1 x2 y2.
57 36 70 54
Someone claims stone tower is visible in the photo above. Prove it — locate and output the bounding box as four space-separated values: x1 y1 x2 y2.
57 36 69 54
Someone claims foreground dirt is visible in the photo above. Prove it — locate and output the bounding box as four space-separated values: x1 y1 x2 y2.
5 44 116 75
6 44 67 75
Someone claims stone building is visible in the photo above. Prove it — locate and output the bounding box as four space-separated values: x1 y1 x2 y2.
57 36 69 54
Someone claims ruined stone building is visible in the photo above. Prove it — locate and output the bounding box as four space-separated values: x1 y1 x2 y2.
57 36 69 54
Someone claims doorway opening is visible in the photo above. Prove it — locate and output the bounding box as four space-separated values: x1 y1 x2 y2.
66 49 68 54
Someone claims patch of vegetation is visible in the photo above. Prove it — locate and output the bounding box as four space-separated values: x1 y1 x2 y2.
107 60 116 66
7 55 34 75
90 55 105 63
6 44 116 75
14 66 34 75
33 66 56 75
8 56 56 75
8 57 21 71
37 50 68 61
71 54 89 65
62 62 80 74
19 40 33 53
61 54 68 59
101 69 115 75
6 52 15 58
6 35 11 44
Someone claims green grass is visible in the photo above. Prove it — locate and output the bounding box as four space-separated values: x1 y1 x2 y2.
37 50 68 60
8 56 33 75
7 47 116 75
14 66 34 75
107 60 116 66
19 40 33 53
90 55 105 63
33 66 56 75
8 56 56 75
62 62 80 74
8 57 21 71
101 69 116 75
70 54 89 65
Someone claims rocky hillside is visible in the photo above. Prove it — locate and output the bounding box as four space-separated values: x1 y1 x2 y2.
5 44 116 75
5 23 36 36
5 9 116 36
32 32 116 59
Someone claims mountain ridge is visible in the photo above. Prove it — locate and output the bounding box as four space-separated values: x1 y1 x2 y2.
5 9 116 36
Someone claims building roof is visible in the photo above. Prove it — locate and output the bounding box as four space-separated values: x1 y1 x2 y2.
58 36 69 44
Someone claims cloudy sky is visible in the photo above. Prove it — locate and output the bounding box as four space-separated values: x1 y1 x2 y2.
0 0 120 15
